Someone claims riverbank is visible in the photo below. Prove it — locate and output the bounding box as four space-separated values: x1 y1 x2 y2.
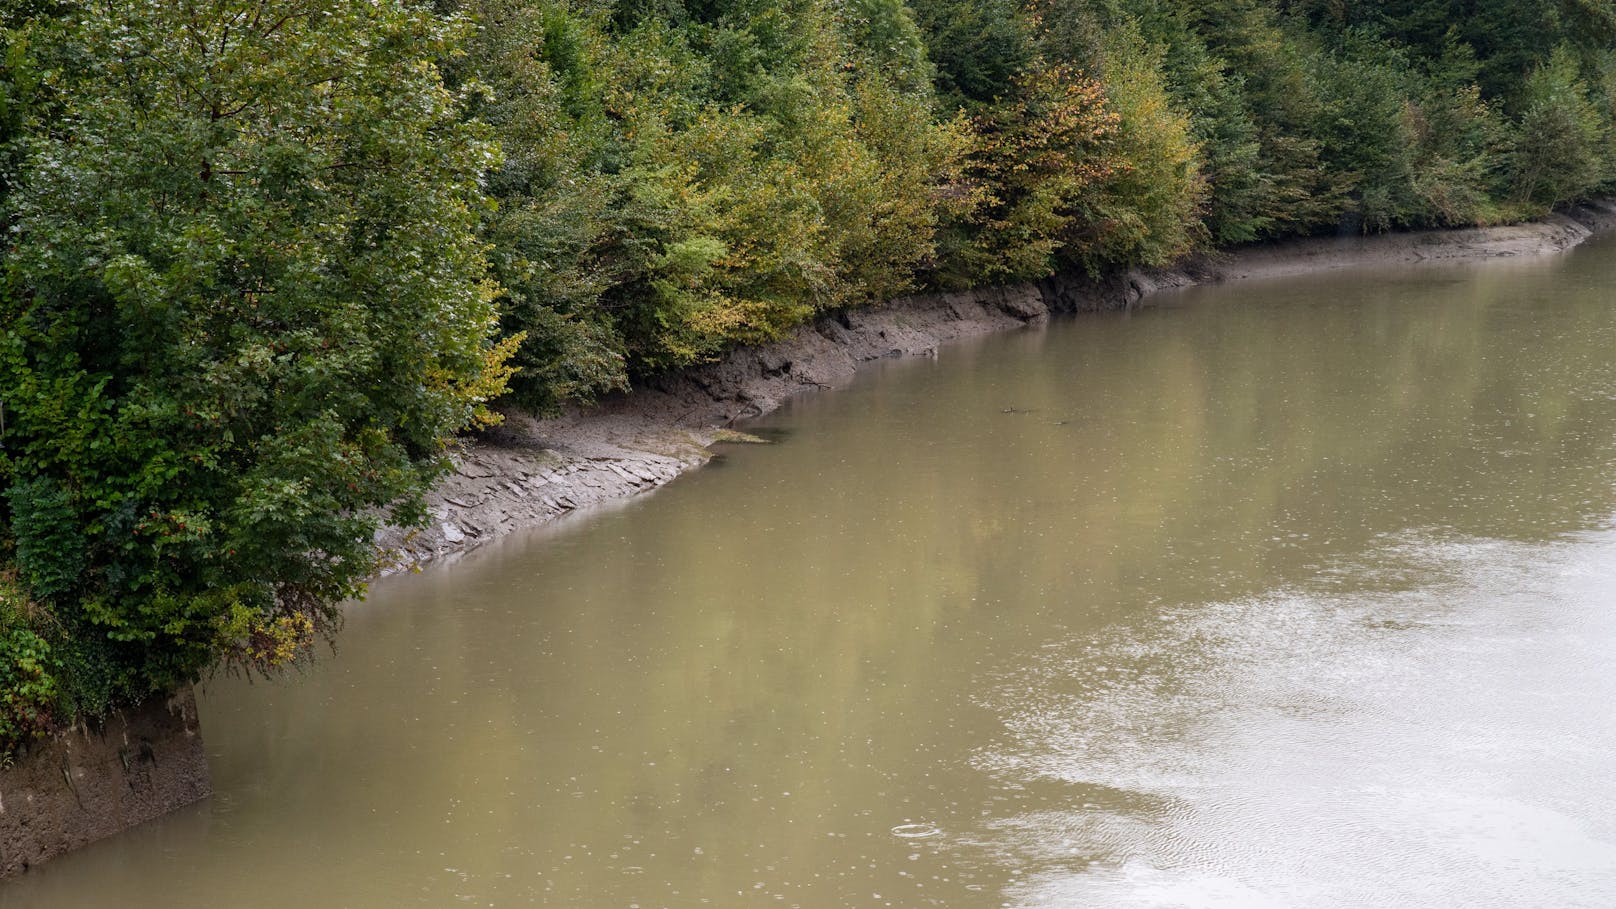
17 194 1616 905
0 689 209 877
379 200 1616 571
5 200 1613 882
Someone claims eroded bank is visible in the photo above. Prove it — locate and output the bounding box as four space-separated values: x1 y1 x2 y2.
387 202 1616 571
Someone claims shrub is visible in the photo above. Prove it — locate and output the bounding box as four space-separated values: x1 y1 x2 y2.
0 572 58 755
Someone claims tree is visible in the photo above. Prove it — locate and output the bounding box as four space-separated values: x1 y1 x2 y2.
574 0 963 370
1509 44 1608 208
0 0 509 719
907 0 1037 112
447 0 630 414
1070 23 1207 270
937 63 1121 284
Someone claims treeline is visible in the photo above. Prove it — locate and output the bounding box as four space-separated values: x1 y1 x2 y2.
1 0 1614 749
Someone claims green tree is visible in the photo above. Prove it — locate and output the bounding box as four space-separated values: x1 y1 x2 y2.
907 0 1037 111
1399 84 1513 226
1509 44 1608 208
0 0 508 716
447 0 630 414
1304 35 1419 231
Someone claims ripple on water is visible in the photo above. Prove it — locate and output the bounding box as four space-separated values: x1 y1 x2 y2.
971 529 1616 908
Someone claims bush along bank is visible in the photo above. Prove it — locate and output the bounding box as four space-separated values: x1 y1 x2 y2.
8 0 1616 766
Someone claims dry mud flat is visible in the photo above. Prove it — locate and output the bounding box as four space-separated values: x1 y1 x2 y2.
381 200 1616 571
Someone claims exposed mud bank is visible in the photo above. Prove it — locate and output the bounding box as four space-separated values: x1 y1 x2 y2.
382 200 1616 571
0 688 210 878
1198 204 1616 282
374 282 1070 570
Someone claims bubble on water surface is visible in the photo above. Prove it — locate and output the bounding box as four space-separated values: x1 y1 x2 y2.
890 823 942 839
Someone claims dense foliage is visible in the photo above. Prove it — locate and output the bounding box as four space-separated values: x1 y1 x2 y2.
2 0 1615 750
0 0 509 738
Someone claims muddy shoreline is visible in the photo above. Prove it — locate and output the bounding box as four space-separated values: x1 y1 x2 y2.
378 201 1616 572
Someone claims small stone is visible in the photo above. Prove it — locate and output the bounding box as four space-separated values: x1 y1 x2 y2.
441 523 466 544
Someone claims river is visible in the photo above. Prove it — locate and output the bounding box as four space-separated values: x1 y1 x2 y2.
7 238 1616 907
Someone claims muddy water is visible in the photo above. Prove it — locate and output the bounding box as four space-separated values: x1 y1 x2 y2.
9 240 1616 908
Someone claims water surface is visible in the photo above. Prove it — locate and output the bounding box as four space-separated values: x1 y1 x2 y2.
8 240 1616 907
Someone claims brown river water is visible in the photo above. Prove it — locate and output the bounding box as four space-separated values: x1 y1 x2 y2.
7 238 1616 907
